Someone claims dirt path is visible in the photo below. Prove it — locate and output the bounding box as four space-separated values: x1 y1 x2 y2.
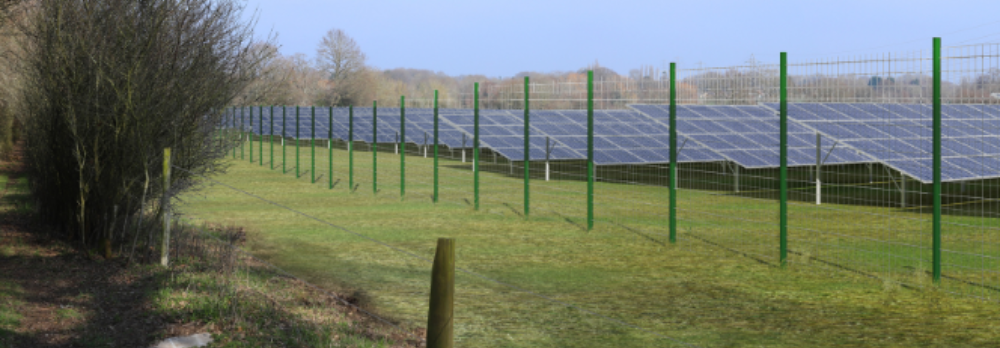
0 144 203 348
0 141 421 348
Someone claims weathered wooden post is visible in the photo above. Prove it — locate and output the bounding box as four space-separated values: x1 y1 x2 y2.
426 238 455 348
160 147 172 267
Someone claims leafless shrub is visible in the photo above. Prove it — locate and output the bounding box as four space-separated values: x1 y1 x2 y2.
18 0 274 253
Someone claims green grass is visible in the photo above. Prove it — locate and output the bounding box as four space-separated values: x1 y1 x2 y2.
180 139 1000 347
145 254 401 348
56 307 82 321
0 173 26 348
0 162 396 348
0 280 23 346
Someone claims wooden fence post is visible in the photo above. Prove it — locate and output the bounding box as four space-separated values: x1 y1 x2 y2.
426 238 454 348
160 147 172 267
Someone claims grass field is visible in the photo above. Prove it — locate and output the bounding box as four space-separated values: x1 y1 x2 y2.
180 138 1000 347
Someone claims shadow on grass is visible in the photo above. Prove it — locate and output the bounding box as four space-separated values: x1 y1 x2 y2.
0 210 417 347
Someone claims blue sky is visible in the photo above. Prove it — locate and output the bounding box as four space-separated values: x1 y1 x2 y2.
244 0 1000 77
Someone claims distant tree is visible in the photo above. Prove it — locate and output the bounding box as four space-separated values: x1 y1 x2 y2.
0 0 26 156
868 76 883 88
868 76 895 89
235 43 287 105
577 60 620 81
281 53 325 105
316 29 369 106
975 68 1000 89
675 83 699 104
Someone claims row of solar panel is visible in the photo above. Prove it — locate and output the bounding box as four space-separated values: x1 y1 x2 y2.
631 104 870 167
779 103 1000 121
226 105 865 168
226 103 1000 182
226 106 723 165
844 138 1000 158
763 103 1000 182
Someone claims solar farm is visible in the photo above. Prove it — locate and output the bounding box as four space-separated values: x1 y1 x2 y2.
190 42 1000 346
230 102 1000 182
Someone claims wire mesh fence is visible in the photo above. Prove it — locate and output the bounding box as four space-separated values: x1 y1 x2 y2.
209 38 1000 346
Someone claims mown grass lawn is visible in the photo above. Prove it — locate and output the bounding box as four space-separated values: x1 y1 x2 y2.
180 142 1000 347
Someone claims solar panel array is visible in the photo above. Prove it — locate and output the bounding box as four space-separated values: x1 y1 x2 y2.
232 106 332 139
630 104 871 169
227 104 1000 182
765 103 1000 183
437 109 556 160
436 109 727 165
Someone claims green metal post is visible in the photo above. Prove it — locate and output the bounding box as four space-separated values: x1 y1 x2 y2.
329 106 333 189
779 52 789 267
231 108 235 159
374 101 378 194
524 76 530 219
257 105 264 167
349 106 354 192
312 106 316 183
241 107 244 160
296 106 300 178
474 83 480 211
433 91 439 203
250 106 254 163
270 106 274 170
401 96 406 199
282 106 287 174
932 37 942 283
587 71 594 231
669 63 677 243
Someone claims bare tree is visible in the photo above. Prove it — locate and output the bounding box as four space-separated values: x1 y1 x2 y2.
236 43 286 105
19 0 271 255
0 0 26 156
317 29 366 81
0 0 20 27
316 28 368 106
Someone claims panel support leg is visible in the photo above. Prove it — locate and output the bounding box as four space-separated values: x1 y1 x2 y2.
816 179 822 205
901 174 906 208
734 163 740 193
816 132 822 205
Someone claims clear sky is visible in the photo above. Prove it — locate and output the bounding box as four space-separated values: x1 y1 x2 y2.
243 0 1000 77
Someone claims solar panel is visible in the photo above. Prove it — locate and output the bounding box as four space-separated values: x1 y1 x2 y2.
764 102 1000 183
631 104 869 169
439 108 702 164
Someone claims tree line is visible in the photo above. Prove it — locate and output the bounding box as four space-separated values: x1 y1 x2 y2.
235 29 669 109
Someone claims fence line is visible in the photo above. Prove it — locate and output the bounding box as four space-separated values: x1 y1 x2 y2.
203 38 1000 346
